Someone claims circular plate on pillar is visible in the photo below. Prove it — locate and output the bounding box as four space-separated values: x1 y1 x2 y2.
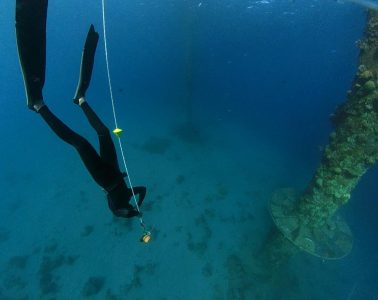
270 188 353 260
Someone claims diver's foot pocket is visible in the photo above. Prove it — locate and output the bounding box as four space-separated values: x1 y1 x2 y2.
31 99 45 112
73 97 86 106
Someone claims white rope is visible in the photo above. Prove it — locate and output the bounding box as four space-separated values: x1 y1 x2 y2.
101 0 142 216
101 0 118 129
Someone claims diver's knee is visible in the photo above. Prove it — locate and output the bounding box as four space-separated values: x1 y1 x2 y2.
98 126 111 137
75 136 91 151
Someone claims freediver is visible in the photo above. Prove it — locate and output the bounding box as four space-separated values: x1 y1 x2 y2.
15 0 146 218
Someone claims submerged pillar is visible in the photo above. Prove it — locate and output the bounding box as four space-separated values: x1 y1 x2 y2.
265 10 378 265
174 4 203 144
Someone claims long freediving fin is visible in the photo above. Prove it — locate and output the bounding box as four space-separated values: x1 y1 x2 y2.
15 0 48 111
73 24 99 103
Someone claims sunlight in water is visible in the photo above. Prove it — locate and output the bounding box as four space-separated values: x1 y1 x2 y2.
340 0 378 10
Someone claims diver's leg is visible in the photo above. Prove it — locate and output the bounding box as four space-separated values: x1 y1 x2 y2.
80 101 120 170
15 0 48 111
72 25 119 169
38 105 106 186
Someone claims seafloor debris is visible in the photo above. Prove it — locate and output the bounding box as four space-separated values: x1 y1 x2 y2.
81 225 94 237
141 136 172 154
38 243 80 296
82 276 106 297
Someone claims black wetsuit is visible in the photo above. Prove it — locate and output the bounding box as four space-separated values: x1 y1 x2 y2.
39 103 146 218
15 0 146 218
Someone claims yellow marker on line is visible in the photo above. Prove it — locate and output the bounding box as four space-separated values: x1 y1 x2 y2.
113 128 123 137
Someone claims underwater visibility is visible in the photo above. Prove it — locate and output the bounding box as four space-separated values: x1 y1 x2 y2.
1 0 378 299
339 0 378 10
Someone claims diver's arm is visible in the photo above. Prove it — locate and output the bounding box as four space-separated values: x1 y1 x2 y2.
133 186 147 207
113 208 140 219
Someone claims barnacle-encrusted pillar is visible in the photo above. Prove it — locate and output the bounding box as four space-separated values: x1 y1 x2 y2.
264 11 378 265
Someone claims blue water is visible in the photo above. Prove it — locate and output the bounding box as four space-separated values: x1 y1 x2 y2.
1 0 377 299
